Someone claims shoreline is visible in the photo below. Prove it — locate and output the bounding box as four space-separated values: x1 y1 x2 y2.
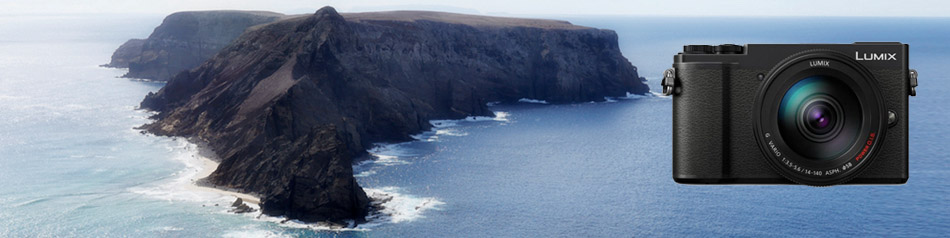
170 94 655 213
182 143 261 205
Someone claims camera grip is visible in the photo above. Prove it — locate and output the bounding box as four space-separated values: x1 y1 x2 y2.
673 64 731 181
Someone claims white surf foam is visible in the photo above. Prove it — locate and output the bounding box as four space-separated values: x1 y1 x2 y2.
132 139 370 232
651 91 671 99
363 187 445 224
127 139 232 203
418 111 509 142
605 91 670 101
464 111 509 122
354 144 415 178
241 207 367 232
136 108 504 232
435 128 468 137
158 226 183 231
364 143 416 165
352 110 509 228
513 91 668 106
354 170 377 178
368 153 410 166
633 91 670 99
222 225 290 238
221 186 442 232
360 110 509 171
517 98 549 104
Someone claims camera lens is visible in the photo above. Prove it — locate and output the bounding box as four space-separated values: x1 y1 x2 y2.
777 76 860 160
753 50 887 185
804 101 834 133
796 94 844 143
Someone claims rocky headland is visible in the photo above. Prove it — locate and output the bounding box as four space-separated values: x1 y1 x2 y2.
128 6 648 224
104 10 286 80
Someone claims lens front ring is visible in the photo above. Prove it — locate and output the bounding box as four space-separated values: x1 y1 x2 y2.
752 50 887 186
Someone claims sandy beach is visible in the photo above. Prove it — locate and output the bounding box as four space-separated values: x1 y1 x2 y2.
184 151 261 205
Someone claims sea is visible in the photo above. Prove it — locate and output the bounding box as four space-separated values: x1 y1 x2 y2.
0 14 947 237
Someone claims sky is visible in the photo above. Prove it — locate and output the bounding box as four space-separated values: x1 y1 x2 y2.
1 0 948 17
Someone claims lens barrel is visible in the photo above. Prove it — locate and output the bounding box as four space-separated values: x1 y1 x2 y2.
753 50 887 186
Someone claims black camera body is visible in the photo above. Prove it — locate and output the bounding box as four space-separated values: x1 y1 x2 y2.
663 42 917 186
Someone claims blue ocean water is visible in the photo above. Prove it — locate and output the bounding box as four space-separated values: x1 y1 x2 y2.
0 15 948 237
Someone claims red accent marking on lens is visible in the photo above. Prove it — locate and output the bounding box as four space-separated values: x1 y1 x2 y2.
855 133 876 161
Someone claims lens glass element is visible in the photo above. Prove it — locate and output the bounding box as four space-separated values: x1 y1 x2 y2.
777 76 861 160
797 95 843 142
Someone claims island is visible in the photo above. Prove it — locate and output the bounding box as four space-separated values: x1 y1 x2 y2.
119 6 649 224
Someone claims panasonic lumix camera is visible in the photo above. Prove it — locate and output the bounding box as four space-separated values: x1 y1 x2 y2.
662 42 918 186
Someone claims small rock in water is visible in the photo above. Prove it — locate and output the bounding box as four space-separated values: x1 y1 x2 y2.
231 198 244 207
229 197 257 214
378 195 393 204
315 221 346 229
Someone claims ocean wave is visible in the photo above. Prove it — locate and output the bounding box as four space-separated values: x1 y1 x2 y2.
12 197 52 207
367 153 410 166
155 226 184 232
358 110 508 171
136 109 498 233
517 92 669 106
418 111 509 142
242 205 365 232
130 135 448 232
127 139 231 203
352 110 508 228
354 170 377 178
359 143 416 170
640 91 671 99
13 191 106 208
221 225 290 238
517 98 549 104
225 185 443 232
354 144 416 178
363 187 445 224
465 111 510 122
367 142 424 157
604 91 670 101
132 138 361 232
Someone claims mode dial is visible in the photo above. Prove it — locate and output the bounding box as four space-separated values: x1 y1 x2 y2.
715 44 744 54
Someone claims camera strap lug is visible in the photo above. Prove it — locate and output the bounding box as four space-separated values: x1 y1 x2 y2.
662 68 676 96
908 69 918 96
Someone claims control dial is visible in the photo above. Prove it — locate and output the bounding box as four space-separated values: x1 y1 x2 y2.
715 44 744 54
683 45 715 54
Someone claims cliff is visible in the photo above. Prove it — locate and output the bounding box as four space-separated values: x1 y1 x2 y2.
106 10 285 80
138 6 649 224
102 39 145 68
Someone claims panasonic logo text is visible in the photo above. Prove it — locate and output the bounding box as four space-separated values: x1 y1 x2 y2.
855 52 897 61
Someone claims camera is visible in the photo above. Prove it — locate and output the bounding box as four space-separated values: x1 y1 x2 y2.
662 42 918 186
